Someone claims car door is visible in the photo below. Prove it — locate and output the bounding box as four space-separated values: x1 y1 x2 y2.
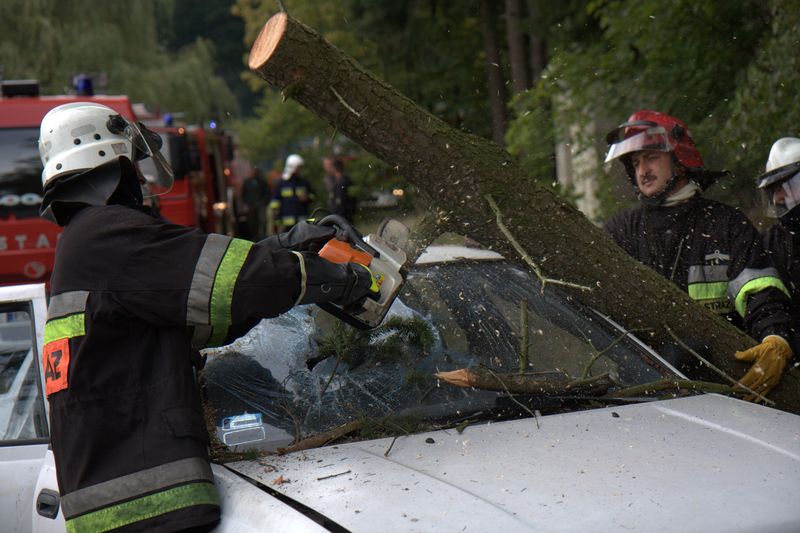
0 283 63 533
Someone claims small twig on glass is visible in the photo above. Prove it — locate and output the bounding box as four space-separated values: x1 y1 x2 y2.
519 299 530 375
663 324 773 406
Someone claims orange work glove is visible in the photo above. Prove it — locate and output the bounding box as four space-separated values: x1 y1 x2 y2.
735 335 793 401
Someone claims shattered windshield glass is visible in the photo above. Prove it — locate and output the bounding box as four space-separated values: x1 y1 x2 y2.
204 258 672 454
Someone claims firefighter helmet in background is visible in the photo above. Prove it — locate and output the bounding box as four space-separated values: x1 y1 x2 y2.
39 102 174 195
757 137 800 218
604 110 725 190
282 153 305 180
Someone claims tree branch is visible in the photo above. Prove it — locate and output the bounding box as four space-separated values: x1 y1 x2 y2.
277 419 364 455
485 194 592 292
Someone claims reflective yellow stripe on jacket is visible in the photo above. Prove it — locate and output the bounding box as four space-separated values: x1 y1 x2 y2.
686 265 732 314
727 267 790 317
186 234 253 348
62 458 218 532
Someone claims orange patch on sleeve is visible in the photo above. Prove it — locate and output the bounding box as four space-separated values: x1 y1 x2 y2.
43 338 70 396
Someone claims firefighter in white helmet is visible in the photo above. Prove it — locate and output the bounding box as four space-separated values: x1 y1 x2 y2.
758 137 800 326
269 153 314 231
38 103 378 532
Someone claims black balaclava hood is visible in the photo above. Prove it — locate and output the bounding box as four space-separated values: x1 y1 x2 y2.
780 202 800 233
40 157 143 226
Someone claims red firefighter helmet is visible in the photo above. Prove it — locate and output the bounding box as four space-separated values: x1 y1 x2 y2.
605 110 703 168
604 110 724 190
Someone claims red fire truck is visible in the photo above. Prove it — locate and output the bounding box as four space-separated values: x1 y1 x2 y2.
138 120 237 235
0 81 140 286
0 80 237 287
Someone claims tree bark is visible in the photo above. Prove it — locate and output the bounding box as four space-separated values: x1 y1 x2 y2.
504 0 531 94
247 13 799 413
526 0 547 83
479 0 507 146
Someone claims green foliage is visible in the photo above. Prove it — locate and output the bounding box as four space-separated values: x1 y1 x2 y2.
0 0 236 122
717 0 800 187
506 0 797 214
232 0 492 191
316 315 434 369
344 152 407 203
505 88 556 186
234 95 327 161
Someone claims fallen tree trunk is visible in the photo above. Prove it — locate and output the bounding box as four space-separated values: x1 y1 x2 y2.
248 13 799 413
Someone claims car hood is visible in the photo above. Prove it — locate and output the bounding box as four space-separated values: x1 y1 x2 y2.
227 394 800 533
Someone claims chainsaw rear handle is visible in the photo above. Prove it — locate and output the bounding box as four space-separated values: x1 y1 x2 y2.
315 214 380 258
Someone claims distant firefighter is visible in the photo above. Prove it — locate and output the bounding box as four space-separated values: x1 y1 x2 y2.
270 154 314 231
323 156 357 221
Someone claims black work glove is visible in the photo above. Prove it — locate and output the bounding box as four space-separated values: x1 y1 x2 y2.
260 222 339 252
295 253 380 306
340 263 381 310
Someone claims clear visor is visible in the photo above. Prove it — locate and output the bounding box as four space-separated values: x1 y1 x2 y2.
762 171 800 218
124 121 174 196
604 126 671 164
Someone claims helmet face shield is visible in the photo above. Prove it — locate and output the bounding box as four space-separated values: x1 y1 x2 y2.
604 126 671 164
761 169 800 218
107 116 174 196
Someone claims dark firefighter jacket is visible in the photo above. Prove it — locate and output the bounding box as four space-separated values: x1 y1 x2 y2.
605 196 794 343
328 173 357 221
762 216 800 327
269 173 314 227
43 203 339 532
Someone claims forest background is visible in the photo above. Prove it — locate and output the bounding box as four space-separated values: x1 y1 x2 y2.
2 0 798 221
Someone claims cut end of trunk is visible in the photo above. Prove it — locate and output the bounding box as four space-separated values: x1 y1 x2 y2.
248 12 289 70
435 368 476 388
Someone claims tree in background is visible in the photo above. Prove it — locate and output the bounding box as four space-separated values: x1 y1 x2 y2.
505 0 800 218
233 1 799 220
234 0 499 212
0 0 237 123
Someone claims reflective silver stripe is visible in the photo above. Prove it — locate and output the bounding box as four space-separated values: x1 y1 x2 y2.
61 457 214 519
727 267 782 301
687 265 728 284
186 234 231 326
704 252 730 262
291 251 307 305
47 291 89 320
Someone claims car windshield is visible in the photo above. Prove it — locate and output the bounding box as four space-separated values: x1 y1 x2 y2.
0 128 43 219
204 256 675 454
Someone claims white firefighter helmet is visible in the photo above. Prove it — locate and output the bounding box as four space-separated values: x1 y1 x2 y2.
757 137 800 218
39 102 173 194
282 153 305 180
39 102 133 188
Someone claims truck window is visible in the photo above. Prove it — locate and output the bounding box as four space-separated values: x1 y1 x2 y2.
0 303 48 443
0 128 43 219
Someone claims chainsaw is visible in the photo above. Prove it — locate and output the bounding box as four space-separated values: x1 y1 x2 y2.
314 215 409 329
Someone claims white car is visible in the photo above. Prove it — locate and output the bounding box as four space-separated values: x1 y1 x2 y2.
2 246 799 532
